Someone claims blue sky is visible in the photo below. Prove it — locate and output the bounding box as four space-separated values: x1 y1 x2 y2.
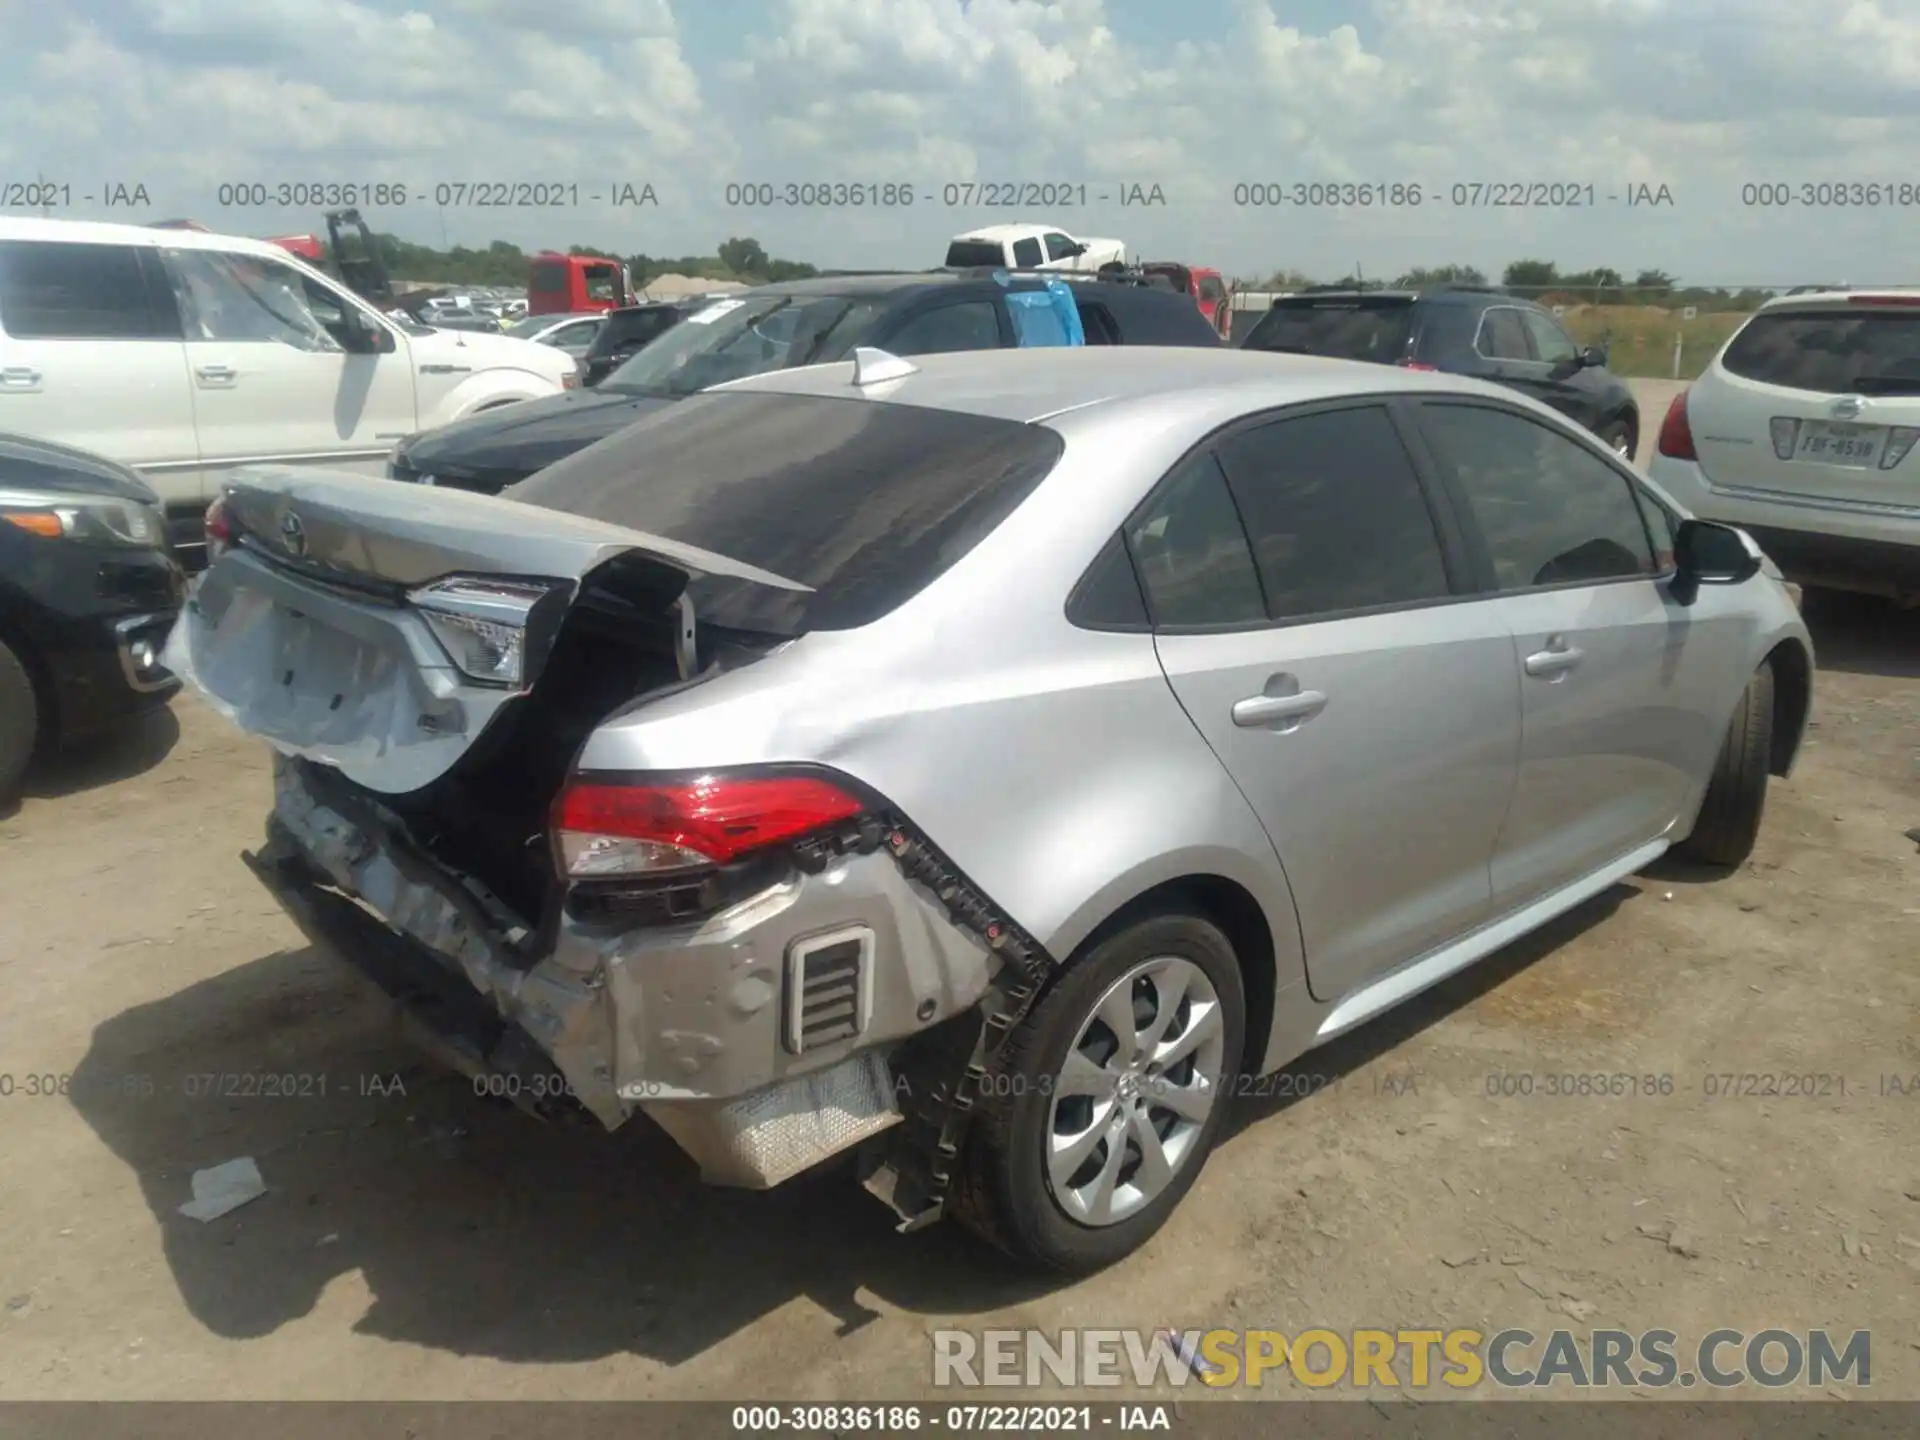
4 0 1918 285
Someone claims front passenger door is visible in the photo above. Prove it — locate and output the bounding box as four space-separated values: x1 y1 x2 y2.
1518 309 1598 427
1140 403 1522 1005
163 248 417 483
1414 401 1706 907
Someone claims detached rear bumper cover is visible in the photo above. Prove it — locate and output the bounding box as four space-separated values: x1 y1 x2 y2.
249 757 997 1188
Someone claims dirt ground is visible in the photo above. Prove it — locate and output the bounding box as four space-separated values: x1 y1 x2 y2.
0 412 1915 1401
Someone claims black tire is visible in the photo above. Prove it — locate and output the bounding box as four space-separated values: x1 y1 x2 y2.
1598 416 1637 464
1675 662 1775 867
0 637 39 806
950 913 1246 1274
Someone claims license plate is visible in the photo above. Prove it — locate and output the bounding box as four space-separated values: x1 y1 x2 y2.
1793 421 1883 467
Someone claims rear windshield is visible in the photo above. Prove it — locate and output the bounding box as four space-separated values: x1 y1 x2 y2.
1719 308 1920 395
945 239 1006 268
1242 298 1415 363
506 392 1065 634
528 263 567 295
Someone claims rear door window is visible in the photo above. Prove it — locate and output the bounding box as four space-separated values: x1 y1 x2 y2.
507 391 1064 633
1012 237 1044 268
1720 308 1920 394
1214 405 1453 620
1243 299 1414 363
0 240 178 339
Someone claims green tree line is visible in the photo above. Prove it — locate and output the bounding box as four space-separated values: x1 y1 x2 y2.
1246 260 1781 312
364 233 820 287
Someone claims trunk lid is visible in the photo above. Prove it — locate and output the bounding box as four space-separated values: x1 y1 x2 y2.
165 464 808 795
1691 297 1920 506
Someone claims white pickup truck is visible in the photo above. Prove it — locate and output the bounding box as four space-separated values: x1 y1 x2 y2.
0 217 580 560
943 224 1128 273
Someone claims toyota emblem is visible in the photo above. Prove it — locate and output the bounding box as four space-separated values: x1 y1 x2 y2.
280 511 307 557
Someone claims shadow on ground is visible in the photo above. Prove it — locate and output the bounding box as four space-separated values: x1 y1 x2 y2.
18 706 181 813
67 882 1628 1366
1800 590 1918 679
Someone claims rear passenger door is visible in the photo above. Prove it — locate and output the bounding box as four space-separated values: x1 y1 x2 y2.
1138 401 1521 1005
1412 401 1707 906
0 238 198 511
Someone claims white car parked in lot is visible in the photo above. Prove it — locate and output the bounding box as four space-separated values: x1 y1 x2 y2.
0 218 580 559
1649 289 1920 603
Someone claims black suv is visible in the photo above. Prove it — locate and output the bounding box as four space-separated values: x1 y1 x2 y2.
1239 286 1640 460
388 270 1223 494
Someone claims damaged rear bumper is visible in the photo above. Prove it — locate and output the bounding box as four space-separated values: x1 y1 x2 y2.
247 756 998 1189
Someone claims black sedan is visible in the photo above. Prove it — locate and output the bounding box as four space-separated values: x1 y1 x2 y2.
0 435 185 802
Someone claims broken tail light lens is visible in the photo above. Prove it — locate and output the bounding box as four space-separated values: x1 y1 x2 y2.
552 773 867 877
407 576 561 689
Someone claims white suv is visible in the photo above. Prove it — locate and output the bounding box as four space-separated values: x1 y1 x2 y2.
0 218 579 560
1648 289 1920 603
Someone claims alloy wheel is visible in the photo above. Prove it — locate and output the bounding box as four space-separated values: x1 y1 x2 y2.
1045 956 1228 1226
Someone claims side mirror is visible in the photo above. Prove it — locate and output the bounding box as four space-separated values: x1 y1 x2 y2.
1579 344 1608 368
1670 518 1763 603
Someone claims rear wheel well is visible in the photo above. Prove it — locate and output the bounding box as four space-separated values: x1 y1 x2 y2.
1069 874 1277 1074
1765 638 1811 775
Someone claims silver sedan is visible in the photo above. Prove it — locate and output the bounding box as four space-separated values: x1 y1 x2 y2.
171 345 1813 1273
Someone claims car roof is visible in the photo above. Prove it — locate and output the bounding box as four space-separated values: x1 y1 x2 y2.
1756 287 1920 311
949 224 1055 242
709 344 1542 424
0 214 309 262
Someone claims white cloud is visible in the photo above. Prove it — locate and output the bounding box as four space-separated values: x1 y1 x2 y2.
2 0 1917 282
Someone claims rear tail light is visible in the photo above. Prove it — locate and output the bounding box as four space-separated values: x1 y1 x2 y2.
204 492 234 561
1883 426 1920 470
1399 360 1439 371
1656 389 1696 459
552 772 867 877
1769 417 1801 459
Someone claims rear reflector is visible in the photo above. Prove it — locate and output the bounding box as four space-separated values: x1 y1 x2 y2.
1399 361 1439 371
1656 390 1696 460
553 773 867 877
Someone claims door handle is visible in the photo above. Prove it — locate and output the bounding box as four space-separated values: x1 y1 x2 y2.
1524 638 1585 678
1232 689 1327 729
196 364 237 384
0 366 42 390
